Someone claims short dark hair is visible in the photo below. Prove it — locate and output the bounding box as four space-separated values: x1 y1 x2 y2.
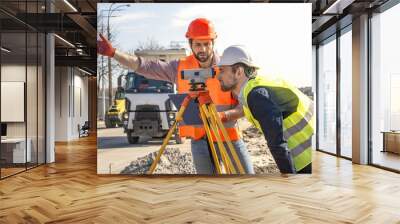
231 63 257 78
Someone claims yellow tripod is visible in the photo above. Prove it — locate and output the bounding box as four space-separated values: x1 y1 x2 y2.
148 90 245 174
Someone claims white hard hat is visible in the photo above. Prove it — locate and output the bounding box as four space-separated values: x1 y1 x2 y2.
217 45 259 69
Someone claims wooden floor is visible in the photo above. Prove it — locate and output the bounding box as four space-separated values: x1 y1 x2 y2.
373 150 400 171
1 135 400 223
1 167 26 178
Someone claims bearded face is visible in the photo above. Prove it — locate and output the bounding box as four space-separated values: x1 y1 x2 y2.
218 66 239 92
191 39 214 63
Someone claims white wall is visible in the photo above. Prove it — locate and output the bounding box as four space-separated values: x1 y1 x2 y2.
72 72 89 138
1 64 26 81
55 67 89 141
55 66 69 141
1 64 26 139
1 63 46 164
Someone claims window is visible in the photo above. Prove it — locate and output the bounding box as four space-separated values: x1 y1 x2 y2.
339 27 352 158
317 36 337 154
0 0 46 179
370 2 400 171
126 72 173 93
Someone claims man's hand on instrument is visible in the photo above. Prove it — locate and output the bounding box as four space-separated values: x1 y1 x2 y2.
97 33 116 57
218 111 228 122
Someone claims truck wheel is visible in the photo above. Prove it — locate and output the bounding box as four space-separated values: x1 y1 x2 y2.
127 131 139 144
105 117 112 128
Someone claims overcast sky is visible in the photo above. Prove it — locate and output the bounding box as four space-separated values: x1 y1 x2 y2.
98 3 312 87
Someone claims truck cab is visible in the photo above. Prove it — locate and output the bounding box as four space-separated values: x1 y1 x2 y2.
122 72 183 144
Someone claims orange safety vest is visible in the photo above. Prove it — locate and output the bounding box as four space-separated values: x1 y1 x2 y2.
176 54 241 142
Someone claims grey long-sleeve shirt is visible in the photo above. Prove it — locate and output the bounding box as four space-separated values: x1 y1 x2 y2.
135 54 219 84
135 57 179 84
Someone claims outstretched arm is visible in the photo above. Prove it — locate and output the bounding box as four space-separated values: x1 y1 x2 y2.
97 34 140 71
97 34 178 83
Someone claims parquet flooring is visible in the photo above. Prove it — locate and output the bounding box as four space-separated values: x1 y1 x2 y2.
1 135 400 223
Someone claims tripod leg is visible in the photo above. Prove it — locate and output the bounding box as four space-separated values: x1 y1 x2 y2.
208 103 245 174
200 105 230 174
147 97 189 174
200 104 237 174
199 107 222 174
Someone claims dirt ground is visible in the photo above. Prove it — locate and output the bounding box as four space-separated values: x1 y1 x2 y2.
118 119 279 174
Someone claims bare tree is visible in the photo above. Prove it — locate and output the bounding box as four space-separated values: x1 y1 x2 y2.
97 12 124 119
135 37 165 51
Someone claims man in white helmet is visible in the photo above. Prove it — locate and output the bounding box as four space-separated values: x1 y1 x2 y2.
217 45 314 173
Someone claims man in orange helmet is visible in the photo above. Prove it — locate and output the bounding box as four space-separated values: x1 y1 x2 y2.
98 18 254 174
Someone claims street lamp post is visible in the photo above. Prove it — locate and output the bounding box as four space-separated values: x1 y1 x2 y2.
99 10 113 120
106 3 130 108
98 10 109 120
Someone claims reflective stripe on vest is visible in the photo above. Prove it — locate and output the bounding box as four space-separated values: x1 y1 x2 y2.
291 138 312 157
176 55 240 141
241 75 314 171
283 103 314 138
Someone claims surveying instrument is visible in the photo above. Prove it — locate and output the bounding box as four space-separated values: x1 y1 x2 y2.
148 68 245 174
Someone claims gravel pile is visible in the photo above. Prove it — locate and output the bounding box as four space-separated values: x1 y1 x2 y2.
120 147 196 174
241 125 280 174
121 120 279 174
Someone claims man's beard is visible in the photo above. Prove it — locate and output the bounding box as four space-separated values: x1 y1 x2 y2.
220 76 237 92
193 51 211 63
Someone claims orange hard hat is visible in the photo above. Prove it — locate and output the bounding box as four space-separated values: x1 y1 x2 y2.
185 18 217 40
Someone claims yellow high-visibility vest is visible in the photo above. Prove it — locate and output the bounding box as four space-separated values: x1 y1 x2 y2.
240 75 314 171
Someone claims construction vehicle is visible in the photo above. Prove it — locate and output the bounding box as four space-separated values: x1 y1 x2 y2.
122 71 184 144
104 75 126 128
